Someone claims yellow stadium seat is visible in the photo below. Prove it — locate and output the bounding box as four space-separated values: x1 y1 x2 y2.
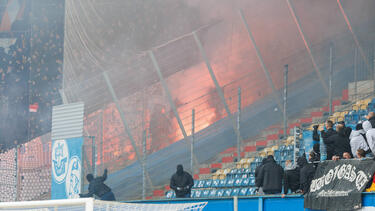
337 117 344 122
352 105 359 111
360 104 368 110
219 175 225 180
212 175 218 180
333 112 341 117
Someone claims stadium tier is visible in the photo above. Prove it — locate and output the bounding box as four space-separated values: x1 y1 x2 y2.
1 1 375 211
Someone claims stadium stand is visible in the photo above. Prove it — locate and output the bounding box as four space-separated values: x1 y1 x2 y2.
0 0 374 204
163 92 375 199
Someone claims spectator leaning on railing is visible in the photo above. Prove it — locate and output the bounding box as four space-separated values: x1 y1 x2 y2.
256 155 283 195
283 160 300 195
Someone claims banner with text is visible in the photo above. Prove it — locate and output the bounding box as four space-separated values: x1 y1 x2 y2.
51 137 83 199
304 159 375 211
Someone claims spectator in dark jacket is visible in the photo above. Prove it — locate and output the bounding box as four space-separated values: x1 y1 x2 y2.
321 120 337 160
283 160 300 194
255 158 267 185
298 153 317 194
312 125 320 142
338 121 352 139
80 169 116 201
312 143 321 162
256 155 283 194
327 124 352 158
170 165 194 198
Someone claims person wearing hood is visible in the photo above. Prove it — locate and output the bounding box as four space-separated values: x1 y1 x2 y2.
321 120 337 160
364 112 375 154
350 123 370 157
79 169 116 201
298 153 316 194
256 155 283 194
255 158 267 188
283 160 300 194
170 164 194 198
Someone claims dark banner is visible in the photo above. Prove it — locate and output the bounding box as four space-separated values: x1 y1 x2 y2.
304 159 375 211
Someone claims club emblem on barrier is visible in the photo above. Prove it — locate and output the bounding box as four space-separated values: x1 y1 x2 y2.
66 156 81 198
52 140 69 184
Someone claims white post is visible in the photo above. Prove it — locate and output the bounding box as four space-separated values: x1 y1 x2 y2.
84 198 94 211
233 196 238 211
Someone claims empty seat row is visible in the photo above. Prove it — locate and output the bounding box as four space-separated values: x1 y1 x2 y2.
193 178 256 189
166 188 258 199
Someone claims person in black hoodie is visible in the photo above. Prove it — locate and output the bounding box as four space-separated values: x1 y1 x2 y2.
283 160 300 194
170 165 194 198
298 154 316 194
79 169 116 201
327 124 353 158
255 158 267 185
256 155 284 194
321 120 337 160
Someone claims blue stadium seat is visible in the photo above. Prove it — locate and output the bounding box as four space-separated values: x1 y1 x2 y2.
244 168 251 174
226 179 235 187
241 173 248 179
274 150 281 161
219 179 227 187
230 169 238 174
224 189 233 197
368 103 375 112
242 178 250 186
249 177 255 186
216 189 225 197
192 180 199 189
197 180 205 188
247 188 257 195
194 190 202 198
212 179 220 188
209 189 217 198
234 178 243 187
205 179 213 188
359 110 367 119
165 190 175 199
191 190 196 198
239 188 248 196
231 188 240 196
202 189 210 198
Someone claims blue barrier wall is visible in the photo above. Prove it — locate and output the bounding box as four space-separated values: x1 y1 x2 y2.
134 193 375 211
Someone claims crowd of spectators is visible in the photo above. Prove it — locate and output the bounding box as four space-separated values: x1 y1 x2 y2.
316 112 375 161
0 1 64 152
0 33 30 151
252 111 375 197
254 153 318 196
